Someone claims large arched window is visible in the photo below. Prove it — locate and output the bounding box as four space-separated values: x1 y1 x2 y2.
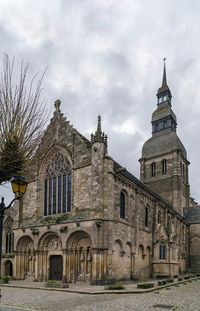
120 192 125 218
5 218 14 253
44 152 72 215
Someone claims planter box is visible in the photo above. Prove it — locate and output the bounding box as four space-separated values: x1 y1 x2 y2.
184 276 190 280
178 277 183 281
137 282 154 289
157 280 167 286
166 278 174 283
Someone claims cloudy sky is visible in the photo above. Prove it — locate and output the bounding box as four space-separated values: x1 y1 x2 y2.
1 0 200 205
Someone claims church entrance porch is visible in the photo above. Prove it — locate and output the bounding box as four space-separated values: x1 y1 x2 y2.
49 255 63 280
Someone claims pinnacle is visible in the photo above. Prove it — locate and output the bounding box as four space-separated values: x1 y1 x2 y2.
91 115 107 146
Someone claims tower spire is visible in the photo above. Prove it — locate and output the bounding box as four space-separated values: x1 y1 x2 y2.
157 58 171 97
162 57 167 87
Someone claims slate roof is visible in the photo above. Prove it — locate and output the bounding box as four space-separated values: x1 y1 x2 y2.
141 131 187 160
183 207 200 224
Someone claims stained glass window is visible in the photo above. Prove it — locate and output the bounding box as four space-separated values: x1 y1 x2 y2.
44 152 72 215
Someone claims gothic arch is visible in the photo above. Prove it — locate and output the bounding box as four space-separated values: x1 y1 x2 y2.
39 145 72 174
38 146 73 219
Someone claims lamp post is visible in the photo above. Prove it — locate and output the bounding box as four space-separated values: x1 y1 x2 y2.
0 176 28 277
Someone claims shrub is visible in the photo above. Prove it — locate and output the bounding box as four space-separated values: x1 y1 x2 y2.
104 285 125 290
1 275 11 283
166 278 174 283
178 277 183 281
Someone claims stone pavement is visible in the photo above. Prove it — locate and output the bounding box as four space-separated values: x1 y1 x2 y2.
0 279 200 311
0 277 194 294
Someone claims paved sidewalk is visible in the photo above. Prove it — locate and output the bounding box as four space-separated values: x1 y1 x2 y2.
0 279 200 311
0 277 197 294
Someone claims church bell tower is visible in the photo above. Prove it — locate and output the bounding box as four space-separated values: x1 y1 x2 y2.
139 60 190 214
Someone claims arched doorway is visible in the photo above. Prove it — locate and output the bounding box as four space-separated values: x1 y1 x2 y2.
16 236 35 279
49 255 63 280
5 260 13 276
37 232 63 281
66 231 92 283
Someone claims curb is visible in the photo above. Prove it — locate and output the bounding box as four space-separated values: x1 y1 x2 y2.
0 305 36 311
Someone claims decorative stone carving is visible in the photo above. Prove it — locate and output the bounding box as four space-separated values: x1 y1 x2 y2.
48 238 61 250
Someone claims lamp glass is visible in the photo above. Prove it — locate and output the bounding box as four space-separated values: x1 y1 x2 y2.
11 176 28 196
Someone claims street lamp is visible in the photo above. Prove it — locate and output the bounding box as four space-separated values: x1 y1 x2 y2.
0 176 28 277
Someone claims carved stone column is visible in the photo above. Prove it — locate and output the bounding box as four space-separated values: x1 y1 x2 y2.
62 249 67 282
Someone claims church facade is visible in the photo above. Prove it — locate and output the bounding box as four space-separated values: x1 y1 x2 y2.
2 65 199 284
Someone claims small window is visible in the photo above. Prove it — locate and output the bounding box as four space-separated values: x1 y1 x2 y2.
155 123 159 132
145 206 149 227
151 162 156 177
163 120 167 129
162 159 167 175
120 192 125 218
159 244 166 260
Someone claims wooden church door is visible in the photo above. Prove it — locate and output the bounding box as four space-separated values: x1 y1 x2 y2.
49 255 63 280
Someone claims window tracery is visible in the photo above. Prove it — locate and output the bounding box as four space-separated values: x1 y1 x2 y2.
44 152 72 215
5 219 14 253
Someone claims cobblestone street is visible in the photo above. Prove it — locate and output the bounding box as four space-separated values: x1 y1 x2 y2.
1 279 200 311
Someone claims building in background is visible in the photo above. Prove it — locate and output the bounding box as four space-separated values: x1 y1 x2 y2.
3 64 199 284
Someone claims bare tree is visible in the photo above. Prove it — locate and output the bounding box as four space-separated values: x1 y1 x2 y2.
0 55 47 184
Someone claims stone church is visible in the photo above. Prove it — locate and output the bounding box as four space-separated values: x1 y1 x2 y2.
2 64 200 284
